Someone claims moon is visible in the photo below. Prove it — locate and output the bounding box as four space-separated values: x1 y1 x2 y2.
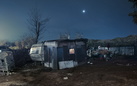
82 10 86 13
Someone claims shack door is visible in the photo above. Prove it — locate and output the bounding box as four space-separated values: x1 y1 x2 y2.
44 46 52 68
57 46 71 61
57 47 64 61
76 45 86 63
57 47 76 69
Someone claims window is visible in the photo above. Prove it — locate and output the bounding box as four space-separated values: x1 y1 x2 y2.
69 48 75 54
30 47 41 54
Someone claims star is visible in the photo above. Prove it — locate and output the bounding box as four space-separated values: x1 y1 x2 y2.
82 10 86 13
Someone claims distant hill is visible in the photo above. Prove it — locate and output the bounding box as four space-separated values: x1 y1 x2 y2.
88 35 137 47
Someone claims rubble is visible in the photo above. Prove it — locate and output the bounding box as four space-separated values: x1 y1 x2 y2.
63 77 68 80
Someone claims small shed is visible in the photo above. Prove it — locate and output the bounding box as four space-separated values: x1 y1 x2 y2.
0 51 14 75
44 39 88 69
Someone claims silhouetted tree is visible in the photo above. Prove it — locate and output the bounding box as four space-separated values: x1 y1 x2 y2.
129 0 137 24
28 8 49 43
0 40 14 47
59 33 70 39
129 0 137 8
75 32 83 39
15 41 22 49
20 34 36 49
0 40 7 46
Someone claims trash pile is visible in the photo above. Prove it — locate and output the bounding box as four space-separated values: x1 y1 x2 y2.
0 51 14 75
87 48 113 62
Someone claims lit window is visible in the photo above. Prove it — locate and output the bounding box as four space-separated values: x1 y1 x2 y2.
69 49 75 54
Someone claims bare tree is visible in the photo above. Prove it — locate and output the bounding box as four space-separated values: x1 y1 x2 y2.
59 33 70 39
129 0 137 24
0 40 14 47
28 8 49 43
20 34 36 49
75 32 83 39
0 40 7 46
15 41 22 49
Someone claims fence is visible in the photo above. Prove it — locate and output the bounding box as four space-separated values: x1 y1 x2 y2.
98 46 134 56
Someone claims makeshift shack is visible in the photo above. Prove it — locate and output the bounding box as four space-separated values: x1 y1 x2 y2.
0 51 14 75
44 39 88 69
30 39 88 69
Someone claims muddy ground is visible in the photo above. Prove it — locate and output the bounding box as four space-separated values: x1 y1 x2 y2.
0 56 137 86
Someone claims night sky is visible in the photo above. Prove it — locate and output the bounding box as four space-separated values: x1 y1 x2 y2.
0 0 137 41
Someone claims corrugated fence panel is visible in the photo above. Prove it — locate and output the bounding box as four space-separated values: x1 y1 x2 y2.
100 47 134 55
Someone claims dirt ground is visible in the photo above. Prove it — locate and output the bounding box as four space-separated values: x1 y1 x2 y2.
0 56 137 86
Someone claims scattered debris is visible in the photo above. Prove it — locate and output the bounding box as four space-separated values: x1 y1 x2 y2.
63 77 68 80
87 61 93 65
116 63 124 66
126 63 130 66
67 73 73 76
80 72 83 74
